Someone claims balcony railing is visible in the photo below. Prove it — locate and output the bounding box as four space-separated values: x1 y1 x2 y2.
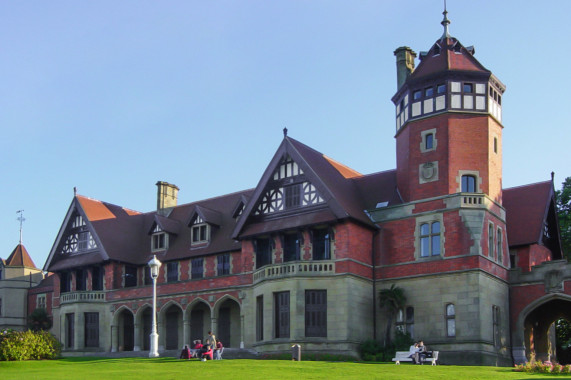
460 193 485 207
60 291 106 304
253 261 335 283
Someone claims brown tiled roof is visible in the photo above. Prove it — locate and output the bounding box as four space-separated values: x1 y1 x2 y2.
409 37 489 82
503 181 553 247
6 244 37 268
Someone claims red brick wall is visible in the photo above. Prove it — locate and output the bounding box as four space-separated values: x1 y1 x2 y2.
513 244 553 272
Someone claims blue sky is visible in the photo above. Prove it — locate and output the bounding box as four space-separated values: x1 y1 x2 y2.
1 1 570 268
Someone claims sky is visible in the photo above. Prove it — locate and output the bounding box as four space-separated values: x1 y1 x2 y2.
1 0 570 269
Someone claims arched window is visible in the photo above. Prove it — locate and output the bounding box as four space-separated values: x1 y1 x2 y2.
461 175 476 192
446 303 456 337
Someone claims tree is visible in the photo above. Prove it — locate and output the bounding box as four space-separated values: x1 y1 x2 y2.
28 308 52 332
555 177 571 261
378 284 406 347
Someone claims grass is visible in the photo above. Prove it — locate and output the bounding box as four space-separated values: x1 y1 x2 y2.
0 358 568 380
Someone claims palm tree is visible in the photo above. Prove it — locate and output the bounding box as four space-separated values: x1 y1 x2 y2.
379 284 406 347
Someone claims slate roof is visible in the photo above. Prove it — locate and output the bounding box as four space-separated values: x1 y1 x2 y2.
503 181 554 247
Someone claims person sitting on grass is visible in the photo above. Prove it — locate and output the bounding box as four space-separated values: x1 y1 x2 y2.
214 340 223 360
200 344 213 361
180 345 191 360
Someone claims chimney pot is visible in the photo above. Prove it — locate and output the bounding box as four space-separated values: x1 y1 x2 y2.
156 181 179 212
394 46 417 90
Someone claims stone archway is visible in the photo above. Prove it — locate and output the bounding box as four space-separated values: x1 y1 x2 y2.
135 305 152 351
515 294 571 363
112 306 135 352
160 302 183 350
188 299 211 345
214 296 242 348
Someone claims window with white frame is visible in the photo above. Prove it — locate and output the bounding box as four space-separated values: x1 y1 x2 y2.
191 216 209 245
37 294 46 309
151 224 167 251
446 303 456 337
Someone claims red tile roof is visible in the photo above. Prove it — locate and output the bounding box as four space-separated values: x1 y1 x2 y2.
503 181 553 247
6 244 37 268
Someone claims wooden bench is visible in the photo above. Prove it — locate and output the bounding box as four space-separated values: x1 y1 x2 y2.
392 351 439 365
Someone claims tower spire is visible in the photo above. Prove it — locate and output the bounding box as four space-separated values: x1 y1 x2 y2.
16 210 25 245
441 0 451 40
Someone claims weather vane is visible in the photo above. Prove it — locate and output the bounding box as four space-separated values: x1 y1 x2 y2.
16 209 25 245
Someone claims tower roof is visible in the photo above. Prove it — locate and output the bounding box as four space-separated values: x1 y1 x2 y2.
5 243 37 268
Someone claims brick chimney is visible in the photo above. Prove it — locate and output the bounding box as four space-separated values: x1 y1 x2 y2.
156 181 179 212
394 46 416 90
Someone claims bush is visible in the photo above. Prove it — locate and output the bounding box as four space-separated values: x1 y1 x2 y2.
0 329 61 361
513 360 571 375
360 330 414 362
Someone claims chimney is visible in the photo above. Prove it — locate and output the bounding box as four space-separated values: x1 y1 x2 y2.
156 181 179 212
394 46 416 90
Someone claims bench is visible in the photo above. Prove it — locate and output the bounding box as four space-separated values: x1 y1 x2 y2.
392 351 439 365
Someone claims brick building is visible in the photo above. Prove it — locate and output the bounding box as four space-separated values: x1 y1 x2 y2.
29 10 570 365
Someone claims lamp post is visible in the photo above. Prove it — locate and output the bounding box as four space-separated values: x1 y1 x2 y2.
148 255 162 358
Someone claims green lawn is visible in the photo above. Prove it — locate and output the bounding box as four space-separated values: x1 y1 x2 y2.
0 358 566 380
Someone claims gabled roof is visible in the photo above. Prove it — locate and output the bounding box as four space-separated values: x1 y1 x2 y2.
44 189 255 271
503 180 559 248
232 136 398 238
5 244 37 268
189 205 223 227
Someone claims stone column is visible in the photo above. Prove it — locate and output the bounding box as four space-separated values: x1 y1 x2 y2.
240 314 245 348
183 317 191 348
76 312 85 349
111 325 119 352
158 317 165 353
133 322 141 351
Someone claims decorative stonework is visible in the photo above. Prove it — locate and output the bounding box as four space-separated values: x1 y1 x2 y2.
545 270 564 293
419 161 439 184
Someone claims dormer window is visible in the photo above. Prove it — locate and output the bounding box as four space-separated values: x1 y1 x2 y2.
151 225 168 252
191 216 209 245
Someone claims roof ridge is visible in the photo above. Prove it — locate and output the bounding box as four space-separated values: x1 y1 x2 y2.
503 180 551 191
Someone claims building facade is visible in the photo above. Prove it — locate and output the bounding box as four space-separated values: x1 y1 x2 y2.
29 11 570 365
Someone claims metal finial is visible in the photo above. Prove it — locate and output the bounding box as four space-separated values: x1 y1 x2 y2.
16 210 25 245
283 127 288 137
441 0 451 39
551 171 555 182
74 186 77 196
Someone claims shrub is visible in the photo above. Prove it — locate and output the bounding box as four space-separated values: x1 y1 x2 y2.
0 329 61 361
513 359 571 375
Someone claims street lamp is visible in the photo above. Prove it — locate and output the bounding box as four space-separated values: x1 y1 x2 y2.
148 255 162 358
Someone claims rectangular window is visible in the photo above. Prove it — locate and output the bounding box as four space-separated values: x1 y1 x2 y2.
256 295 264 341
425 133 434 150
424 87 434 97
217 254 230 276
406 306 414 337
305 290 327 337
420 222 440 257
283 233 301 262
92 267 103 290
84 312 99 348
274 291 290 338
437 83 446 94
152 233 166 251
497 228 503 263
66 313 75 349
192 224 209 244
446 303 456 337
37 294 46 310
488 224 494 258
75 269 86 291
191 258 204 279
167 262 178 283
413 90 422 100
255 238 272 269
493 306 500 348
284 184 301 209
463 83 473 93
124 265 137 288
144 266 153 285
60 272 71 293
312 229 331 260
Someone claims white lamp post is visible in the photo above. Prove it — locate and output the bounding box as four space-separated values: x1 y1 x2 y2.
148 255 162 358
